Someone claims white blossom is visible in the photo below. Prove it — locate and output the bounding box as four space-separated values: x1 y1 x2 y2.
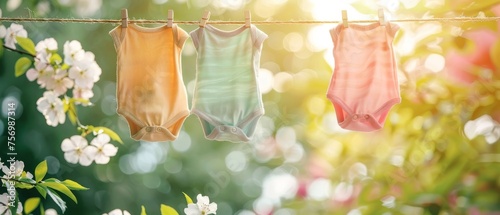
36 1 51 16
72 86 94 101
0 9 6 38
4 23 27 49
35 38 58 62
46 69 74 96
36 38 58 54
0 193 23 215
45 209 58 215
74 0 102 17
63 40 84 65
36 91 65 127
184 194 218 215
69 51 102 88
87 134 118 165
1 160 33 179
7 0 22 11
464 115 500 144
102 209 131 215
26 61 55 88
61 135 94 166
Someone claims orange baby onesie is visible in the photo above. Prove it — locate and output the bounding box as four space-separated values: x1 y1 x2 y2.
110 23 189 141
327 22 400 132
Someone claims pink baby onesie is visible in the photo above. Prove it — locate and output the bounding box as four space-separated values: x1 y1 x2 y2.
327 22 400 132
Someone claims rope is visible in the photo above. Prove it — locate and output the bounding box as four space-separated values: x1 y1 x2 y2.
0 16 499 25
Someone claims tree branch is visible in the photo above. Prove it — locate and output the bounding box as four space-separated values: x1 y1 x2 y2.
3 45 36 57
1 177 37 186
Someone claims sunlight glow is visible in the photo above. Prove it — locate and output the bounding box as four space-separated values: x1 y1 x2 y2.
226 150 248 172
172 130 192 152
283 32 304 52
213 0 246 10
258 68 274 94
307 25 333 52
307 178 332 200
253 0 281 18
424 54 445 73
153 0 168 4
400 0 420 9
276 126 297 150
307 96 326 115
273 72 293 93
333 182 354 202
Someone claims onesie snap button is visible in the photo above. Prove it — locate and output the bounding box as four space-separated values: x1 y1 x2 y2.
220 127 225 131
155 127 162 132
352 114 358 120
231 127 237 133
364 114 370 119
146 127 152 132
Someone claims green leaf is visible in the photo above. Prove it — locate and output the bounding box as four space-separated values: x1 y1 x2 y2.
141 205 147 215
16 177 36 189
93 126 124 144
24 197 41 214
43 181 78 203
72 98 91 106
15 57 32 77
61 63 70 70
44 178 60 183
67 102 77 125
160 204 179 215
35 160 48 182
50 53 63 65
46 188 67 213
40 203 45 215
183 192 193 204
16 36 36 55
36 185 48 198
61 179 89 191
10 194 19 215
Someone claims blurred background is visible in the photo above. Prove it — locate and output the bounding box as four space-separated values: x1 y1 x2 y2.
1 0 500 214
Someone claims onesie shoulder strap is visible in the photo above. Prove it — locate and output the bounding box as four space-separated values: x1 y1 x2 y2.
250 25 268 48
109 25 126 52
189 27 204 50
173 24 189 48
330 25 343 45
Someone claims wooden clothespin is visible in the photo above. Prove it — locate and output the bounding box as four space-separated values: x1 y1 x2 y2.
199 10 211 28
378 8 385 26
342 10 348 28
167 10 174 28
245 10 251 28
121 8 128 28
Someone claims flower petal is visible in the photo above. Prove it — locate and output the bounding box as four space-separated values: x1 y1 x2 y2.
61 138 75 152
26 68 39 81
102 144 118 157
79 153 94 166
197 194 210 206
0 25 6 38
94 154 110 164
71 135 88 148
184 204 201 215
208 202 218 214
64 151 79 164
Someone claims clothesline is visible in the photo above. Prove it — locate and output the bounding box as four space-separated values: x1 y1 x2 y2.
0 16 499 25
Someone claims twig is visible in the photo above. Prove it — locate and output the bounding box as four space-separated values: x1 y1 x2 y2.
1 177 37 186
3 45 36 57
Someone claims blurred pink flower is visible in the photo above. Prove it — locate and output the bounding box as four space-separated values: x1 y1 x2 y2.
295 179 308 199
445 4 500 84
